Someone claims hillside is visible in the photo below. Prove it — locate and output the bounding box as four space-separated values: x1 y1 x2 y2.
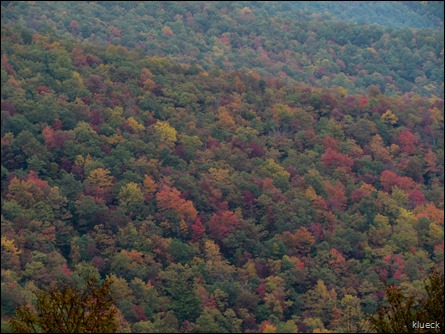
1 1 444 333
288 1 445 28
1 1 443 97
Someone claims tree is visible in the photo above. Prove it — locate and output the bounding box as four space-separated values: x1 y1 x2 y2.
125 117 145 134
132 312 179 333
263 275 292 319
9 276 120 333
208 210 241 241
397 130 419 155
195 307 242 333
280 226 315 255
191 218 206 241
69 20 80 36
380 170 415 193
1 236 21 270
370 269 444 333
154 121 177 148
321 148 354 172
143 174 157 201
331 294 370 333
158 263 201 323
381 109 398 125
324 180 347 212
303 280 337 326
255 159 290 191
117 182 144 213
85 168 114 200
156 184 198 238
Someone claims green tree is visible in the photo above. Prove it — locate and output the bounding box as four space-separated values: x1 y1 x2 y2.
195 307 241 333
9 276 120 333
158 263 201 323
117 182 144 214
332 294 370 333
303 279 337 326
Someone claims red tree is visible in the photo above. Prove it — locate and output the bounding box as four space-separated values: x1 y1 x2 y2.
380 170 415 192
397 130 419 155
191 218 206 241
324 180 347 212
208 210 240 241
408 189 426 207
321 148 354 172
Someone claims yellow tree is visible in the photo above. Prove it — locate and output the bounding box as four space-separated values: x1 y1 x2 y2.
1 236 21 270
126 117 145 133
86 168 114 200
381 109 398 125
154 121 177 148
303 280 337 325
263 275 292 319
331 294 370 333
118 182 144 213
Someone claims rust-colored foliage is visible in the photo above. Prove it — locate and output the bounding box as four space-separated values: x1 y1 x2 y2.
208 210 241 241
156 185 198 223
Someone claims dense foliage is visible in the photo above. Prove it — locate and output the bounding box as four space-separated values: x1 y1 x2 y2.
370 270 444 333
9 276 119 333
288 1 445 29
1 1 443 97
1 1 444 333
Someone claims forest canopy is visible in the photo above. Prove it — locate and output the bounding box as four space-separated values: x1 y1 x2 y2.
1 1 444 333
